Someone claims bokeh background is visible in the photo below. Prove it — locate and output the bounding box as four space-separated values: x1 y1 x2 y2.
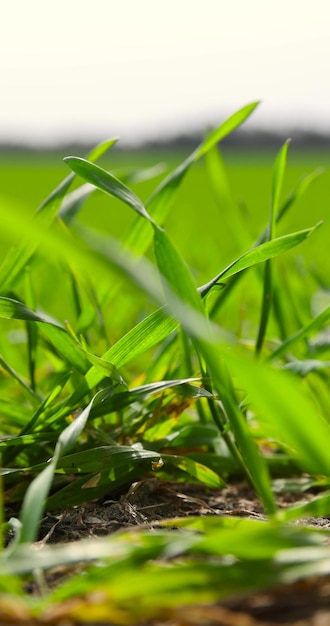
1 0 330 147
1 0 329 290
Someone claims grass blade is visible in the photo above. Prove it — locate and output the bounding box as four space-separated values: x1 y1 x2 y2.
18 391 103 544
0 296 90 374
69 308 178 406
209 167 324 317
125 102 259 257
256 140 290 354
64 157 156 225
225 349 330 476
269 305 330 361
199 223 321 298
152 223 276 514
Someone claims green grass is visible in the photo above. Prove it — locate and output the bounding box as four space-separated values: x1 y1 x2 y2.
0 102 330 623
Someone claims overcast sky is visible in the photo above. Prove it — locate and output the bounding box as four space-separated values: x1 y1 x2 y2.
1 0 330 146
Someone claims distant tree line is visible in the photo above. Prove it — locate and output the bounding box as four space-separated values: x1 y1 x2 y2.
0 127 329 157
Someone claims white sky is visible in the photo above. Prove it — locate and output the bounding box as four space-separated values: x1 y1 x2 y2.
1 0 330 146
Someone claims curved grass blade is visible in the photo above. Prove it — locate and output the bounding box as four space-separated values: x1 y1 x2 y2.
64 157 156 225
163 455 224 488
0 297 89 374
195 102 259 160
89 378 210 417
199 223 321 298
59 163 168 226
44 449 222 510
0 296 63 324
125 102 259 256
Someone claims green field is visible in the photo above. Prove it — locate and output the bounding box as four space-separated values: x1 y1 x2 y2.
1 144 329 334
1 145 330 275
0 104 330 623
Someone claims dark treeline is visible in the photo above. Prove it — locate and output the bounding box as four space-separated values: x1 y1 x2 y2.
142 128 330 152
0 127 329 157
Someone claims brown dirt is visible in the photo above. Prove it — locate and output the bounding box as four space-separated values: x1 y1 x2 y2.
6 480 330 626
37 480 329 545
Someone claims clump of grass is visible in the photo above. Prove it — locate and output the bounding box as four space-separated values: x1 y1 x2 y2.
0 102 329 622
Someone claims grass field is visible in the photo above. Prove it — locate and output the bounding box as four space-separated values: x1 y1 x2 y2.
0 103 330 624
2 145 329 268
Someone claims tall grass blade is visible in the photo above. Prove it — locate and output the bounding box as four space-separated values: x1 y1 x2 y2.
256 140 290 354
152 224 276 513
125 102 259 256
196 102 259 159
153 227 204 312
205 146 249 249
24 269 38 390
209 167 324 317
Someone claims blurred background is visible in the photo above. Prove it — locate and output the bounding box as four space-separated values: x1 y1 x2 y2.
1 0 329 286
1 0 329 148
1 0 330 378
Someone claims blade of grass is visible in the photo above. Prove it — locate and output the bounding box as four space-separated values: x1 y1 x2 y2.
63 157 156 226
209 167 324 317
205 145 250 250
255 140 290 355
68 307 179 407
89 378 210 417
17 389 105 544
199 223 321 298
126 102 259 255
152 224 276 514
0 296 90 374
0 355 42 404
269 305 330 361
224 348 330 476
24 268 38 391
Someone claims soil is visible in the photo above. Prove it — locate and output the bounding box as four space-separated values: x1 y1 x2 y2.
5 480 330 626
